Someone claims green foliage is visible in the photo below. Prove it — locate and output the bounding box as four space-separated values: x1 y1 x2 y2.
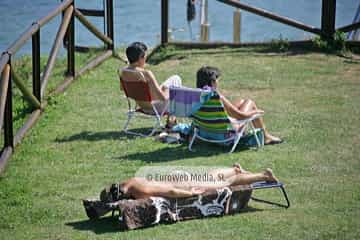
313 31 347 53
147 45 186 65
270 35 290 52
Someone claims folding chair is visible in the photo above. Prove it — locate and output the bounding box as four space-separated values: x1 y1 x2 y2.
169 87 264 153
119 68 168 137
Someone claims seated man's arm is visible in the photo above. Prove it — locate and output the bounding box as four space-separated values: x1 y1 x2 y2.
144 70 168 101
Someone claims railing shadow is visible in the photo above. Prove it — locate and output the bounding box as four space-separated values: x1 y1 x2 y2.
55 128 156 142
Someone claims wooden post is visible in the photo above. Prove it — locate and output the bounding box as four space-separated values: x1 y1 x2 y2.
11 68 41 109
41 5 73 97
32 27 41 102
233 9 241 43
4 62 13 148
106 0 114 51
321 0 336 38
200 24 210 42
200 0 210 42
74 8 113 46
66 2 75 77
161 0 169 45
0 64 10 131
217 0 321 35
37 0 73 27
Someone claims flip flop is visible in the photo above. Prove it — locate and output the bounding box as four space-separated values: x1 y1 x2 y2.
265 139 284 145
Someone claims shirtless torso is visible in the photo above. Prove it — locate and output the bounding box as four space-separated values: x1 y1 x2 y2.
120 66 168 109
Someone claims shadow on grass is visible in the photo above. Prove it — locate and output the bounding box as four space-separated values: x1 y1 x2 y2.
237 206 264 214
66 206 262 234
66 216 122 234
55 128 157 142
56 129 252 162
115 143 251 163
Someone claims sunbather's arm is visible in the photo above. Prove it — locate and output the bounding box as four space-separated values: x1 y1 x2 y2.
144 70 168 101
220 95 263 119
131 181 204 199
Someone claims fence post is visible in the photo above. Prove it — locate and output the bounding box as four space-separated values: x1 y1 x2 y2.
66 2 75 77
233 8 241 43
32 27 41 102
4 59 13 148
321 0 336 39
106 0 114 51
161 0 169 45
200 0 210 42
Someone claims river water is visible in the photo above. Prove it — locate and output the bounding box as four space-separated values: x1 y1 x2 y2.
0 0 358 56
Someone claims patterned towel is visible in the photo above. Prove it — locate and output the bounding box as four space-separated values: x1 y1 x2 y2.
169 86 210 117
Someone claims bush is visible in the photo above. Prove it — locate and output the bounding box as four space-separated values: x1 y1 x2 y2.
313 31 347 53
270 35 290 52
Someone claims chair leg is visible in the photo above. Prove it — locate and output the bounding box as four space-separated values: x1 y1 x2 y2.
123 112 160 137
229 134 241 153
188 128 198 152
249 122 262 149
123 112 134 133
250 185 290 208
147 115 162 137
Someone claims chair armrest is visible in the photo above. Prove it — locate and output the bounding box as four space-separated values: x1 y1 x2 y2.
230 113 264 124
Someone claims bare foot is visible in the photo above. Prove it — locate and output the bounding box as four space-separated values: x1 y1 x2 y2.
264 168 279 183
264 134 283 145
233 163 250 174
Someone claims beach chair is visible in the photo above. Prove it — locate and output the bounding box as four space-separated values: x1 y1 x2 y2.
83 180 290 230
170 87 263 153
119 68 168 137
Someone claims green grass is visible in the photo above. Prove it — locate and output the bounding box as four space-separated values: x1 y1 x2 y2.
1 46 360 239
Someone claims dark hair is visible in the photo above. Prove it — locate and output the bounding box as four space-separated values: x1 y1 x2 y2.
126 42 148 64
100 183 127 203
196 66 221 88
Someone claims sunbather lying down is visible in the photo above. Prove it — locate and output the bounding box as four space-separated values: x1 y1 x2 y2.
99 164 278 203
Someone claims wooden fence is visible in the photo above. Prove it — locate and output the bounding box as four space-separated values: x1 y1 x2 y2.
0 0 117 173
160 0 360 48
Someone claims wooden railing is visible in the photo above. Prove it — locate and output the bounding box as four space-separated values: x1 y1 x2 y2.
0 0 117 173
160 0 360 47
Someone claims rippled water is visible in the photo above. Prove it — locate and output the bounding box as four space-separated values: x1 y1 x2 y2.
0 0 358 56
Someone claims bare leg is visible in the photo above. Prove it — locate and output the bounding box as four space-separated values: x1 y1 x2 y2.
208 167 238 181
208 163 252 181
234 99 282 144
226 168 278 186
128 178 201 199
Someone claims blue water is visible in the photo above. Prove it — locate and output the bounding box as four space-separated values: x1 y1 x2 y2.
0 0 358 56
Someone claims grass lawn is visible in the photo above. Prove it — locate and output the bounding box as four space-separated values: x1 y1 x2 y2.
0 46 359 239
